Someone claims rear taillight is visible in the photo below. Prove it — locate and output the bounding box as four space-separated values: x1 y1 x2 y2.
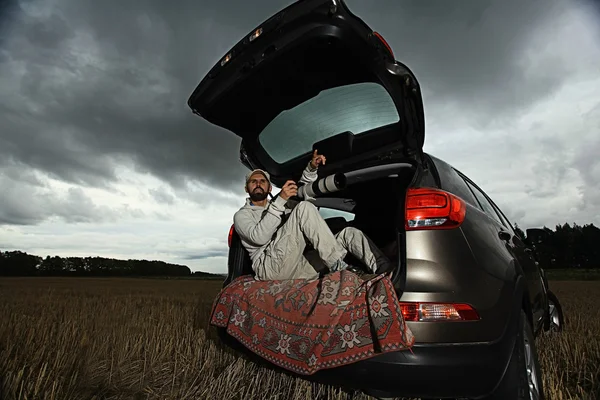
228 224 235 247
400 302 480 322
405 188 466 230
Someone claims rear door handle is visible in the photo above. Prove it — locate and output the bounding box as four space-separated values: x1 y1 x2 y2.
498 230 511 241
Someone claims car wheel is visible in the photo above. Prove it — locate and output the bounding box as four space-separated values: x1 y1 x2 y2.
545 290 564 333
485 310 545 400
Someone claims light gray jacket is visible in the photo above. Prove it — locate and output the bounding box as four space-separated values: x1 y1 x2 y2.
233 162 319 264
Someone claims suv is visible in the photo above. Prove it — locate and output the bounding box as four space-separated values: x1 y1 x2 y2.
187 0 564 398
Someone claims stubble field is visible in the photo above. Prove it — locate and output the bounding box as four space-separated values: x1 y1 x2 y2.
0 277 598 400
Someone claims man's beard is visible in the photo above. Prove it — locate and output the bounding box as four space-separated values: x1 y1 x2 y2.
249 188 268 202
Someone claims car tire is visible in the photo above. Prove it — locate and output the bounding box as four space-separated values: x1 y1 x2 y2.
544 290 564 333
485 309 545 400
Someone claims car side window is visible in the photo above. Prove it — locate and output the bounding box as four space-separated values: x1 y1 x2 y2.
490 201 516 234
463 180 506 227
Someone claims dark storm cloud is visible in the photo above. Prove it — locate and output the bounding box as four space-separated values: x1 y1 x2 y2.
350 0 582 125
148 187 175 205
0 0 594 197
0 182 142 226
183 250 228 260
0 164 144 225
0 0 291 191
571 103 600 209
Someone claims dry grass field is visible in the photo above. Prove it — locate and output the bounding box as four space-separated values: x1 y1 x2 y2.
0 277 598 400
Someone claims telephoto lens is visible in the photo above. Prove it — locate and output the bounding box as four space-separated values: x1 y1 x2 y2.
296 173 347 199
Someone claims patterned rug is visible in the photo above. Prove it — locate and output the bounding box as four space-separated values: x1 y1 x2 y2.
209 270 415 375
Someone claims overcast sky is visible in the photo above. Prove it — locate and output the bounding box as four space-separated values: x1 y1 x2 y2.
1 0 599 273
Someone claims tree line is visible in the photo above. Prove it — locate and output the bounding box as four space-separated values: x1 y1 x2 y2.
515 222 600 269
0 251 213 277
1 221 599 277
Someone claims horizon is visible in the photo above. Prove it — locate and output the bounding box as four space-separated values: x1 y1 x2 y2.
3 219 598 275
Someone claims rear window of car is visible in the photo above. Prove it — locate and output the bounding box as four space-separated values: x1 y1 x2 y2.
318 207 355 222
258 82 400 163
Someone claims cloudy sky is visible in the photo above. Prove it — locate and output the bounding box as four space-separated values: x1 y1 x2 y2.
1 0 599 274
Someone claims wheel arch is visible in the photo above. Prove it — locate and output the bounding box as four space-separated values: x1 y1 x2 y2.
484 270 531 397
511 258 534 329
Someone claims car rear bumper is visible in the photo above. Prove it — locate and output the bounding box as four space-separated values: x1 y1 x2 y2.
219 313 517 399
309 337 514 399
309 289 521 400
217 273 524 399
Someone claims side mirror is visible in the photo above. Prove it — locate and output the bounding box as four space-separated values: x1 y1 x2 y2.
526 228 549 245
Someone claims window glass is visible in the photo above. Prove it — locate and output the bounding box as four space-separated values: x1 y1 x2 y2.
491 201 516 234
258 82 400 163
318 207 355 222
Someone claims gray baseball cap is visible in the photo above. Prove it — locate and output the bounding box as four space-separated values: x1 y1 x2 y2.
245 169 271 184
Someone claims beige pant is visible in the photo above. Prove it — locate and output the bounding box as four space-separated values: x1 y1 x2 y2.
254 201 392 280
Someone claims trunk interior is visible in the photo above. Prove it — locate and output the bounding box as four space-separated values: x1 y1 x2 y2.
308 161 418 284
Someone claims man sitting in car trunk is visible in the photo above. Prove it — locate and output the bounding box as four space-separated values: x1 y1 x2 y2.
233 150 393 281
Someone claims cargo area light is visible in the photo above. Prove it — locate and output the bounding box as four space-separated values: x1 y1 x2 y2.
220 52 232 66
249 27 263 42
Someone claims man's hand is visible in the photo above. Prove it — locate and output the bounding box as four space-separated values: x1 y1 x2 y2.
279 180 298 200
310 149 326 169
